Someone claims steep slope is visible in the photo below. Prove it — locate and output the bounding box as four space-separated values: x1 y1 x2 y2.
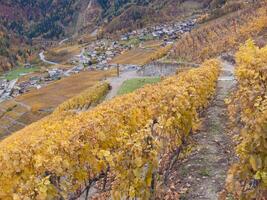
0 0 227 39
82 0 225 34
0 0 78 39
0 0 82 71
0 26 30 72
0 0 230 72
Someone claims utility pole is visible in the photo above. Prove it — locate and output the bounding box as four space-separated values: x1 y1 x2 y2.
117 64 120 77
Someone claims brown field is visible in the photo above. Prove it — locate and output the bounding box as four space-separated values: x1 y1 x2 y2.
110 48 157 65
45 43 85 64
45 33 97 64
17 70 116 110
141 40 163 49
78 34 97 43
0 69 116 137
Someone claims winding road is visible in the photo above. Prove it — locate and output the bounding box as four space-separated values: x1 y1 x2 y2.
39 51 58 65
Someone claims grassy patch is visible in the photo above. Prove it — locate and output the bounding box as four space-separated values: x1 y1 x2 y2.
117 77 160 95
5 66 39 81
119 37 140 47
198 168 211 177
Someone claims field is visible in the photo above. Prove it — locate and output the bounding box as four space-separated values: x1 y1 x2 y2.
140 40 163 49
110 48 157 65
117 77 160 95
4 66 40 81
111 40 171 66
45 43 86 64
0 99 46 138
16 70 116 111
0 69 116 137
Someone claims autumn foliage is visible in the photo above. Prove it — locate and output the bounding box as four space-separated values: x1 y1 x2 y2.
145 44 173 64
0 60 220 199
54 82 110 113
172 3 267 63
226 40 267 199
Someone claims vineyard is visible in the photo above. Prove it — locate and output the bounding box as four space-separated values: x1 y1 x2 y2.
0 70 116 136
110 44 172 66
0 60 220 199
1 1 267 200
226 41 267 199
54 83 110 114
171 1 267 63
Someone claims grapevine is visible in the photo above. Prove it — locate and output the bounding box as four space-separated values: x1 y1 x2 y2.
54 82 110 113
172 2 267 63
0 60 220 199
226 40 267 199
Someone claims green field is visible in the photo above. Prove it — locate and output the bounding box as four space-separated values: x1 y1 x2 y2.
117 77 160 95
5 66 40 81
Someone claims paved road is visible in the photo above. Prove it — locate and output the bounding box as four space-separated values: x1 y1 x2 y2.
59 38 70 45
39 51 58 65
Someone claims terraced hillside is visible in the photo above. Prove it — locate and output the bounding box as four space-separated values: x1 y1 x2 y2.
171 1 267 63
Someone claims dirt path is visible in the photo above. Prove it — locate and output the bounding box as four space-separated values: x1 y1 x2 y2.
167 59 236 200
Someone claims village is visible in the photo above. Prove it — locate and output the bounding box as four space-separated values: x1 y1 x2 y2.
78 18 197 69
0 18 197 103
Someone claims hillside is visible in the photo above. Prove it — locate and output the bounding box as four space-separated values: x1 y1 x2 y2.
79 0 226 34
170 2 267 63
0 0 78 39
0 26 31 72
1 1 267 199
0 0 238 72
0 0 232 73
0 0 217 39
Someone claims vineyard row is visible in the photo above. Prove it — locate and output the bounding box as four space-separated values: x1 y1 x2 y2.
0 60 220 199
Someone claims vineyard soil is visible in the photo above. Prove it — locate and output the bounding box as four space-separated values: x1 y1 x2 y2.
165 59 236 199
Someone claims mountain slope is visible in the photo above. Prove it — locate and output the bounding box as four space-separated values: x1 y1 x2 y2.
81 0 225 34
0 0 226 39
0 0 228 71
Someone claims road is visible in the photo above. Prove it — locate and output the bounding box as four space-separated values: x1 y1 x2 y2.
59 38 70 45
39 51 58 65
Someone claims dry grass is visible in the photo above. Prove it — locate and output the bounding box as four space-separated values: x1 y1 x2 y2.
78 34 97 43
16 70 116 111
15 112 47 125
45 43 84 64
0 100 17 110
110 48 157 65
0 127 9 135
141 40 163 49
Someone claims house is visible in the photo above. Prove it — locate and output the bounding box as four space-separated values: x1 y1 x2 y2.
121 35 129 41
24 63 32 69
152 32 159 37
